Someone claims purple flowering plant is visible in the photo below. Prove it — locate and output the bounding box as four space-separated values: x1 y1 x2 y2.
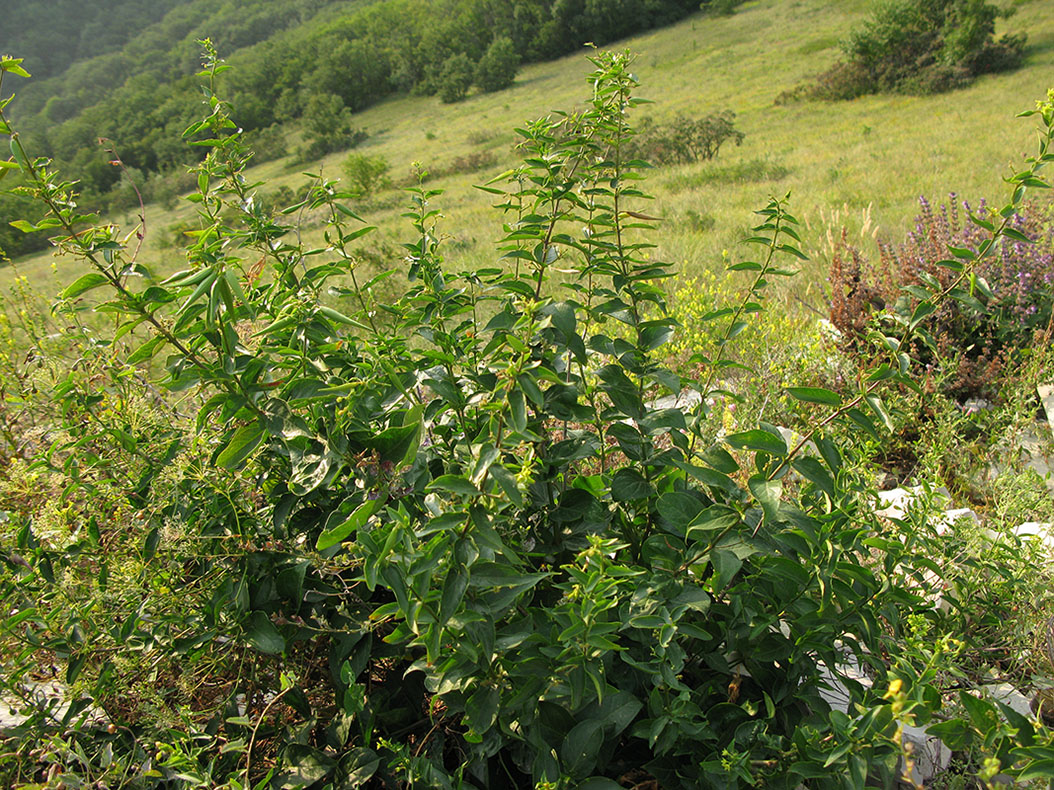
830 194 1054 399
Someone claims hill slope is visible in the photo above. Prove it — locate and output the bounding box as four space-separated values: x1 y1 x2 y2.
3 0 1052 300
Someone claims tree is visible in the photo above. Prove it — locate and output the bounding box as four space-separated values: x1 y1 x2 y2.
301 92 367 159
474 36 521 92
812 0 1025 98
437 52 475 103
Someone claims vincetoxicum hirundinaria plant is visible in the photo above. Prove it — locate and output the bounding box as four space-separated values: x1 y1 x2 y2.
3 44 1054 789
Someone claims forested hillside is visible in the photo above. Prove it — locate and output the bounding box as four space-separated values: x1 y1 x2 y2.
2 0 189 81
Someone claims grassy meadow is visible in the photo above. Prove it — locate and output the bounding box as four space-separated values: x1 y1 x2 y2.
4 0 1053 306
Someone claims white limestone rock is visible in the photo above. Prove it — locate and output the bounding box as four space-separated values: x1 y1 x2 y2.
0 680 106 731
1039 384 1054 436
875 486 952 521
1012 522 1054 554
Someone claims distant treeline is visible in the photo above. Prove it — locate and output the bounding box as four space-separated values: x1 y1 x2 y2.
0 0 729 260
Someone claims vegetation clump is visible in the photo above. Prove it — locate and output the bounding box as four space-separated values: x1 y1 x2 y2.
342 152 393 200
300 92 368 161
828 194 1054 400
810 0 1026 99
628 111 745 165
474 36 521 94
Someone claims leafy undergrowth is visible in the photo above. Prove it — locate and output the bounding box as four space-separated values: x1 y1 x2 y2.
1 50 1054 790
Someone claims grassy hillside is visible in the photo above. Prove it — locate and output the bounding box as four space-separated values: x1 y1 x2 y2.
4 0 1052 305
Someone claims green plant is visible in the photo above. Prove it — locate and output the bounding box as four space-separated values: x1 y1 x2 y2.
342 152 392 199
438 52 475 104
809 0 1026 99
475 36 520 93
300 92 368 160
702 0 744 16
629 111 745 165
4 46 1054 789
828 194 1054 400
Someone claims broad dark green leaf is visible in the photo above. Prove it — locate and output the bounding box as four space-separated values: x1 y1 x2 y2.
561 720 604 776
127 335 165 365
341 748 380 785
611 468 651 501
465 686 499 733
246 611 284 654
748 475 782 525
711 548 743 587
791 457 834 498
428 474 481 497
371 423 419 466
657 492 706 533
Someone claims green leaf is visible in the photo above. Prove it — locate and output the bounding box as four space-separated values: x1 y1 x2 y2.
657 492 705 533
1016 760 1054 782
748 476 782 526
685 505 741 540
489 464 524 506
1001 226 1033 244
428 474 481 497
439 566 468 625
958 690 995 728
245 611 284 654
9 219 38 233
711 548 742 587
508 388 527 433
215 423 266 469
371 423 419 466
786 387 841 406
0 58 30 78
791 457 834 498
66 653 87 685
517 372 544 407
342 748 380 784
127 335 165 365
60 273 110 299
318 305 368 330
546 301 577 339
724 429 787 456
864 394 893 431
465 686 499 733
316 498 383 550
611 468 651 501
561 720 604 776
845 408 880 441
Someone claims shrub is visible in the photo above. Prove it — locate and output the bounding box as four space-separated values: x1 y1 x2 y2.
438 52 475 103
701 0 744 16
447 149 497 175
299 91 368 160
808 0 1025 99
474 36 520 93
243 123 288 164
828 194 1054 400
629 111 744 165
342 152 392 199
